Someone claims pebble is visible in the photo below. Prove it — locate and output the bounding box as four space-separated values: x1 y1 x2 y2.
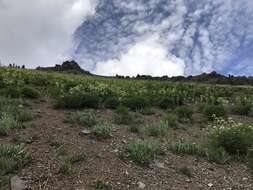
79 129 91 135
137 182 146 189
207 183 213 187
11 176 26 190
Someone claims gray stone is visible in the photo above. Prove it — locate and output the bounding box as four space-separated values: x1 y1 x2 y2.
79 129 91 135
137 182 146 189
11 176 26 190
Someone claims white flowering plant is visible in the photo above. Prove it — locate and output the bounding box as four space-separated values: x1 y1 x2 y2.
209 117 253 155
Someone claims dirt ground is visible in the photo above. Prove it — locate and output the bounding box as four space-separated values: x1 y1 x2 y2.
2 99 253 190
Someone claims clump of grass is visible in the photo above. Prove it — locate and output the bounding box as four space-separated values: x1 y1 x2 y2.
174 106 193 122
103 96 119 109
120 140 159 166
113 105 134 125
231 103 252 116
169 139 230 164
0 144 31 176
122 95 150 111
91 124 112 140
163 114 178 128
178 166 192 178
64 111 97 127
140 107 155 115
94 178 109 189
129 125 140 134
59 154 86 174
0 114 20 136
20 86 40 99
145 121 169 137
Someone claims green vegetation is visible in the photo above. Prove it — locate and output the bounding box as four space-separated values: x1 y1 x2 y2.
178 166 192 178
174 106 193 122
0 144 31 188
20 86 40 99
91 124 112 140
145 121 169 137
113 105 134 125
200 104 227 121
120 140 159 166
94 178 109 189
59 153 86 174
232 103 252 116
64 111 97 127
248 149 253 173
122 95 150 111
163 114 178 128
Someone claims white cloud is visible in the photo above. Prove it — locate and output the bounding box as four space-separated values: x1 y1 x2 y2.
0 0 97 67
94 35 185 77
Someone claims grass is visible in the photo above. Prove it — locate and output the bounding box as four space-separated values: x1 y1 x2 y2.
64 111 97 127
169 139 230 164
145 121 169 137
0 144 31 177
174 106 193 122
94 178 109 189
0 114 20 136
113 105 135 125
120 140 159 166
91 124 112 140
164 114 178 128
200 104 226 121
129 125 140 133
59 154 86 174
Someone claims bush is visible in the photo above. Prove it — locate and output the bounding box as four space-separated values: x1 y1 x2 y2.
20 86 40 99
103 96 119 109
201 104 226 121
145 121 169 137
129 125 140 133
121 140 159 166
158 96 176 109
164 114 178 128
94 178 109 189
64 111 97 127
113 105 134 125
209 117 253 155
1 86 20 98
59 154 86 174
91 124 112 140
122 95 150 111
174 106 193 122
232 103 252 116
55 93 100 109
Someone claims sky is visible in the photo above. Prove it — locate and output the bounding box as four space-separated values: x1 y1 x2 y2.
0 0 253 77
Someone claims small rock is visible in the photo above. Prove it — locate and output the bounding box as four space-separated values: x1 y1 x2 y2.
154 161 165 169
207 183 213 187
124 170 129 175
11 176 26 190
242 177 248 181
113 149 119 153
186 179 191 183
79 129 91 136
122 140 127 144
137 182 146 189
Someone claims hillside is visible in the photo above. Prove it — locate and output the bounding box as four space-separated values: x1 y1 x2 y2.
0 67 252 190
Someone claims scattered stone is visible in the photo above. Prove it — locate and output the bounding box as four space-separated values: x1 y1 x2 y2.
113 149 119 153
186 179 191 183
242 177 248 181
79 129 91 136
154 161 165 169
137 182 146 189
207 183 213 187
11 176 26 190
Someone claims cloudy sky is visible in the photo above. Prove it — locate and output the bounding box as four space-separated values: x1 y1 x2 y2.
0 0 253 76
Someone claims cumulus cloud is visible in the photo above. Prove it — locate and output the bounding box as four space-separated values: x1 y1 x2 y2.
74 0 253 76
94 35 185 76
0 0 97 67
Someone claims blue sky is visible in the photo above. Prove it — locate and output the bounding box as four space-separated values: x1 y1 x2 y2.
0 0 253 76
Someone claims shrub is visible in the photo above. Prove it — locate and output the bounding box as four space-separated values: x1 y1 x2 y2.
122 95 150 111
20 86 40 99
158 96 176 109
232 103 252 116
140 107 155 115
55 93 100 109
113 105 134 125
201 104 226 121
174 106 193 122
94 178 109 189
91 124 112 140
64 111 97 127
164 114 178 128
1 86 21 98
209 117 253 155
104 96 119 109
145 121 169 137
120 140 159 166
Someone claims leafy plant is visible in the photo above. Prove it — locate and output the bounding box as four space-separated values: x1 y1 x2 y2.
103 96 119 109
94 178 109 189
200 104 226 121
174 106 193 122
122 95 150 111
20 86 40 99
163 114 178 128
113 105 134 125
64 111 97 127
